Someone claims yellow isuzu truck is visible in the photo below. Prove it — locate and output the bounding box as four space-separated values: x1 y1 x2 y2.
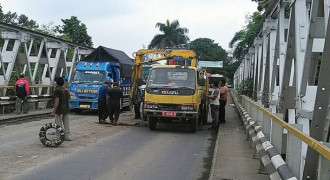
141 50 209 132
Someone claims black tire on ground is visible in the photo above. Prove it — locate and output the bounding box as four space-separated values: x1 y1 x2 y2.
190 117 198 133
39 123 65 147
148 116 157 130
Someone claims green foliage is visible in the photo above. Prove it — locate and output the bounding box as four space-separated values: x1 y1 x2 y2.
189 38 240 81
190 38 227 61
17 14 39 30
1 11 39 30
0 4 4 21
56 16 93 46
229 12 262 61
237 78 253 97
251 0 270 12
149 19 189 49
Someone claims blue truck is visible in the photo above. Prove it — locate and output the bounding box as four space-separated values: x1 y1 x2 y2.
69 46 133 112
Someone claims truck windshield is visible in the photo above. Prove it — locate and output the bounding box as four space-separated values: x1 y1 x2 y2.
141 66 152 84
73 70 105 83
147 68 195 89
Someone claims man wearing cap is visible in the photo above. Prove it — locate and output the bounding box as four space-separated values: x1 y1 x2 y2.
15 73 30 114
51 77 71 141
106 82 123 125
98 81 110 124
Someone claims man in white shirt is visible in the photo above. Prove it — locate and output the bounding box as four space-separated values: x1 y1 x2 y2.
207 82 220 130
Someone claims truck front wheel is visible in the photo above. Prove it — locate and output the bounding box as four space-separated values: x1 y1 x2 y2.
148 116 157 130
190 117 198 133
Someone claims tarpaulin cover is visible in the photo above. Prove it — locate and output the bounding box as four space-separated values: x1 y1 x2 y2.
83 46 133 77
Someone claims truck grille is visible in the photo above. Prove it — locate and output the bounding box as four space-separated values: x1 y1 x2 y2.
158 104 181 111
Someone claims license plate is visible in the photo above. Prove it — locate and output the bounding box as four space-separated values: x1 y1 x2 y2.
79 105 90 109
162 112 176 117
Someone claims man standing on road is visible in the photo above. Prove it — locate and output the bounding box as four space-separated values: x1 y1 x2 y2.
98 81 110 124
51 77 71 141
15 73 30 114
219 79 228 123
106 82 123 126
207 82 220 130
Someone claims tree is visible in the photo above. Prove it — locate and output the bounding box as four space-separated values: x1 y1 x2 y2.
17 14 39 30
229 12 262 61
3 11 18 25
57 16 93 46
190 38 227 61
190 38 238 80
0 3 3 21
148 19 189 49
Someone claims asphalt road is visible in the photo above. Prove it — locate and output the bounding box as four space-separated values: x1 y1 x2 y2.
7 117 215 180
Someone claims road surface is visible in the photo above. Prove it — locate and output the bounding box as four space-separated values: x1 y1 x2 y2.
0 111 215 180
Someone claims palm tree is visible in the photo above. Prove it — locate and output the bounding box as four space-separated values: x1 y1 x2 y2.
148 19 189 49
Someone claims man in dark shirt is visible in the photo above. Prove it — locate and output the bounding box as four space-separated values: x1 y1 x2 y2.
51 77 71 141
98 81 110 124
106 82 123 126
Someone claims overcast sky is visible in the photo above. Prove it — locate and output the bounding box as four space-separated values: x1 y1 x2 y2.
1 0 257 58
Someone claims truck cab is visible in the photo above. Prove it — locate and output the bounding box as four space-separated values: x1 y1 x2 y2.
69 61 119 111
144 65 208 132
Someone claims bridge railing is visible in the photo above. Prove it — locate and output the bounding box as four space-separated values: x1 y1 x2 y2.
0 94 53 114
233 0 330 179
232 90 330 180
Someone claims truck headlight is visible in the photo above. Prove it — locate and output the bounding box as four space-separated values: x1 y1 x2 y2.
145 102 158 109
181 105 196 111
146 104 153 109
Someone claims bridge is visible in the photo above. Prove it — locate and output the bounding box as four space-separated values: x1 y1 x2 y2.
0 0 329 180
234 0 330 179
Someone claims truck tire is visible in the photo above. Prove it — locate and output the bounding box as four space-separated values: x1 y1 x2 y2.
39 123 65 147
148 116 157 130
190 117 198 133
202 103 208 125
142 103 147 121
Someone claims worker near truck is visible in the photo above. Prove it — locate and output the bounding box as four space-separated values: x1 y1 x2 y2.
207 82 220 130
51 77 71 141
106 82 123 126
98 81 110 124
15 73 30 114
218 79 228 123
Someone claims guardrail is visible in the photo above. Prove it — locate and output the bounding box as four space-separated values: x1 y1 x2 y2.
231 90 330 180
0 95 53 114
0 85 54 88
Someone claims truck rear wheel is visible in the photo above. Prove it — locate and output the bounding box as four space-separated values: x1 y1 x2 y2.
202 104 209 125
148 116 157 130
190 117 198 133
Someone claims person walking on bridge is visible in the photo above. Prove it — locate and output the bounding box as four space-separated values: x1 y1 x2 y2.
207 82 220 130
98 81 110 124
51 77 71 141
218 79 228 123
15 73 30 114
106 82 123 126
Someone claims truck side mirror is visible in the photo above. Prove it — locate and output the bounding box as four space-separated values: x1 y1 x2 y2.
198 70 206 86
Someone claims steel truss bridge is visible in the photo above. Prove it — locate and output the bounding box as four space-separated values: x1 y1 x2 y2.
0 22 94 96
234 0 330 179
